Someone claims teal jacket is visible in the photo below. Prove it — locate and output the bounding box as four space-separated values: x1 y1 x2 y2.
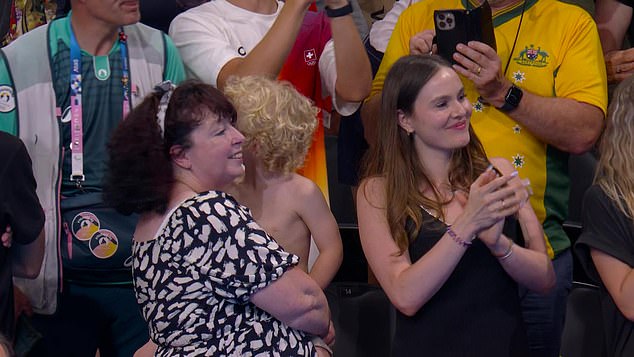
0 19 184 314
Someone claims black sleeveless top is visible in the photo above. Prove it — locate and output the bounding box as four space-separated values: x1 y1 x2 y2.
391 211 529 357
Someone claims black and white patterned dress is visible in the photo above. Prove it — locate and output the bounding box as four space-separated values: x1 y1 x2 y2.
133 191 316 356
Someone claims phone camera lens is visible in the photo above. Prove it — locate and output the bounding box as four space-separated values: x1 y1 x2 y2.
438 13 445 20
439 21 446 28
446 17 453 24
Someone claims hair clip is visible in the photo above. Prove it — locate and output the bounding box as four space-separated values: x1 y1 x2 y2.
154 81 176 137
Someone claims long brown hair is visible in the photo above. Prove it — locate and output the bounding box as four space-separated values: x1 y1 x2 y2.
360 55 490 254
595 75 634 219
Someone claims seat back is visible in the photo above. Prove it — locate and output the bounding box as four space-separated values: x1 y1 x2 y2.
567 152 597 226
566 152 598 283
560 282 606 357
325 282 394 357
332 225 368 283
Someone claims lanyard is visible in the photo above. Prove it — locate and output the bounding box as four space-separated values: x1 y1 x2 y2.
68 25 130 186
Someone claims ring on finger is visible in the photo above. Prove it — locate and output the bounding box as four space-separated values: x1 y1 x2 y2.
475 66 482 75
501 199 505 209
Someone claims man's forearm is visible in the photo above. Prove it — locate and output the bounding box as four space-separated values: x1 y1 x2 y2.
217 0 309 89
503 92 604 154
330 11 372 101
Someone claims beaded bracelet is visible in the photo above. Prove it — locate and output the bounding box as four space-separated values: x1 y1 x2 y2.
495 239 514 261
446 226 473 248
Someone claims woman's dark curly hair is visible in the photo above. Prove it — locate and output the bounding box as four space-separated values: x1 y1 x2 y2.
104 79 237 215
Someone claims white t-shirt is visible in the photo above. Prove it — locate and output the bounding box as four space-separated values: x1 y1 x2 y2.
170 0 358 115
369 0 421 52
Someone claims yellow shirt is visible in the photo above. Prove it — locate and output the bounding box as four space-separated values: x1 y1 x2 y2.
372 0 608 256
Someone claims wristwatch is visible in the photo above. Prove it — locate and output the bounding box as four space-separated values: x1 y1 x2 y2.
498 85 523 112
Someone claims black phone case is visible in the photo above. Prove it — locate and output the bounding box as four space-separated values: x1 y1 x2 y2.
434 1 496 64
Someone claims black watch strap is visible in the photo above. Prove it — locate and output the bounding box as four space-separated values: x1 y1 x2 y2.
498 85 523 112
325 3 353 18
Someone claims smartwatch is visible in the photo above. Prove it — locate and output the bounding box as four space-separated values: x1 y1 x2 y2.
498 85 523 112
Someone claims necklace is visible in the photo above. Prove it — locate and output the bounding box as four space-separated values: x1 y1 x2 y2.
420 188 460 224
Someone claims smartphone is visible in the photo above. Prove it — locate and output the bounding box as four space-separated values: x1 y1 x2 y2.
433 0 496 64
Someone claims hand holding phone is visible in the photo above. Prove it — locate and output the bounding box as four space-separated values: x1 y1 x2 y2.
433 1 496 64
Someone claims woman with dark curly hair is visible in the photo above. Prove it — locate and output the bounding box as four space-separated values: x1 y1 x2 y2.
357 55 555 356
105 80 332 356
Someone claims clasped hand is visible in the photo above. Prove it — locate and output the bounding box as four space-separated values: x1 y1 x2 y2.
459 166 530 248
409 30 437 55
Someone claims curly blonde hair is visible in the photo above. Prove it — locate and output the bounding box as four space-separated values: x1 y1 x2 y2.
224 76 319 174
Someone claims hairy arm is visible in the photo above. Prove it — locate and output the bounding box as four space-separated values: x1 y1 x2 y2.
169 0 312 89
216 0 312 89
453 41 605 154
326 0 372 102
500 92 603 155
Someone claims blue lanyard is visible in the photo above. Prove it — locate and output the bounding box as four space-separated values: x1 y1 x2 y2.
68 25 130 185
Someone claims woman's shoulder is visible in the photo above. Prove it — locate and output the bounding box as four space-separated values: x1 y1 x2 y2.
190 190 239 205
358 176 387 204
175 190 248 220
582 184 614 214
166 190 255 238
584 184 607 200
359 175 387 191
